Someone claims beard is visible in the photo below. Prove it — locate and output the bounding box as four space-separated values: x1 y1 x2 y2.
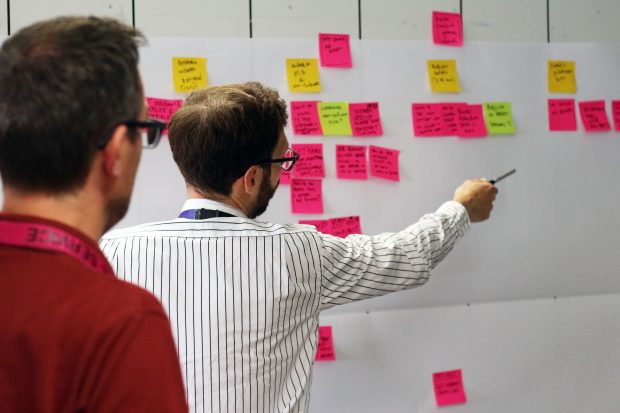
103 195 131 233
248 168 279 219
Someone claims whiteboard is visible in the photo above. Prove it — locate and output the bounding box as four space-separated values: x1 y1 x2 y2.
3 38 620 314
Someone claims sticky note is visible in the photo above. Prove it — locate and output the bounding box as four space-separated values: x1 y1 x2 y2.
286 58 321 93
548 99 577 131
172 57 207 93
369 145 400 182
291 179 323 214
412 103 445 137
318 102 353 135
427 60 460 93
328 216 362 238
349 102 383 136
611 101 620 131
432 11 463 46
433 369 467 407
291 144 325 179
290 101 323 135
319 33 352 68
458 104 488 138
146 97 183 123
548 60 576 94
280 170 291 185
578 100 611 132
299 219 332 234
483 102 516 134
316 326 336 361
336 144 368 180
441 103 467 135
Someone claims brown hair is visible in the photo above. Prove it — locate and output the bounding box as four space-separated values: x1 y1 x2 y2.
168 82 288 196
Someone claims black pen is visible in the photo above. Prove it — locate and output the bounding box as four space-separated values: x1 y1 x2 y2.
489 169 516 185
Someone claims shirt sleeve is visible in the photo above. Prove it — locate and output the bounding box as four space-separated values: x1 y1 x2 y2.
84 307 188 413
318 201 470 310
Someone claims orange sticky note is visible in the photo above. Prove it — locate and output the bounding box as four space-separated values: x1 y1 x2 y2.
286 58 321 93
316 326 336 361
433 369 467 407
172 57 207 93
427 60 460 93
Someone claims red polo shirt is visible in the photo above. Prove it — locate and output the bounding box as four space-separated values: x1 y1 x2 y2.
0 214 188 413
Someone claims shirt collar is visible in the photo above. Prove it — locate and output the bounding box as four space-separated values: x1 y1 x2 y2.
179 199 247 219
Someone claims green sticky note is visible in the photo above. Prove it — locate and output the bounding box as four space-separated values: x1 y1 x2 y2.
318 102 353 136
483 102 516 134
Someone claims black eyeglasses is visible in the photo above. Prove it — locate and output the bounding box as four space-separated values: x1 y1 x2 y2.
98 119 166 149
257 147 300 171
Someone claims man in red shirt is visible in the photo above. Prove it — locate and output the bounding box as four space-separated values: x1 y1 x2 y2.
0 17 188 412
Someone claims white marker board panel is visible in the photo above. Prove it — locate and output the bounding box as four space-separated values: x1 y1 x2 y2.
2 38 620 314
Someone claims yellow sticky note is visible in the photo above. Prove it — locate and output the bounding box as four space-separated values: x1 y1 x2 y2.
427 60 461 93
172 57 208 93
318 102 352 135
286 58 321 93
548 60 576 93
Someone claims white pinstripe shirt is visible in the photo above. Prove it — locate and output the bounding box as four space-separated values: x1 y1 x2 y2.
99 199 469 413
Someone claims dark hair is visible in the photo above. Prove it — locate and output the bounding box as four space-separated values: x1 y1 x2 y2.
168 82 288 196
0 16 146 193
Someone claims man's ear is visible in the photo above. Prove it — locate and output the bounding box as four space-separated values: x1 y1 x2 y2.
241 165 261 195
100 125 128 178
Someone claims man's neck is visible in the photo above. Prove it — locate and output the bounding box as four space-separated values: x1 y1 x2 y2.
2 187 105 242
187 186 250 217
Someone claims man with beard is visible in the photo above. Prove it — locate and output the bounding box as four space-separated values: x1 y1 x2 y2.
0 16 187 412
100 81 498 413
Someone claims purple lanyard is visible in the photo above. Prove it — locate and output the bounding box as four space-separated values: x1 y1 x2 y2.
178 209 236 220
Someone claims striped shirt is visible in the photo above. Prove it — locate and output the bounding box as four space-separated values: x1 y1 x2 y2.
99 199 469 413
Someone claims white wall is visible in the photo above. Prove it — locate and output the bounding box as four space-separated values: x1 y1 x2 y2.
2 1 620 412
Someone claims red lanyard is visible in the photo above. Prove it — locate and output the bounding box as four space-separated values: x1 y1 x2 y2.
0 219 113 276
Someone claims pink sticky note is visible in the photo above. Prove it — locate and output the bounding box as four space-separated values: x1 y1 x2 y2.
280 169 291 185
318 33 352 68
291 179 323 214
327 216 361 238
316 326 336 361
299 219 332 234
336 144 368 180
433 369 467 407
457 104 488 138
548 99 577 131
146 97 183 134
369 145 400 182
291 144 325 179
441 103 466 135
612 100 620 131
290 101 323 135
412 103 446 137
349 102 383 136
432 11 463 47
579 100 611 132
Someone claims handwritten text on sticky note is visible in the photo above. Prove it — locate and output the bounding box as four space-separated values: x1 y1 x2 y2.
172 57 207 93
291 179 323 214
548 99 577 131
319 33 352 68
412 103 445 137
458 104 488 138
329 216 362 238
612 101 620 132
349 102 383 136
316 326 336 361
369 145 400 182
287 58 321 93
432 11 463 46
318 102 353 135
433 369 467 407
579 100 611 132
336 144 368 180
146 97 183 134
548 60 576 94
427 60 460 93
291 144 325 179
290 101 323 135
483 102 516 134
